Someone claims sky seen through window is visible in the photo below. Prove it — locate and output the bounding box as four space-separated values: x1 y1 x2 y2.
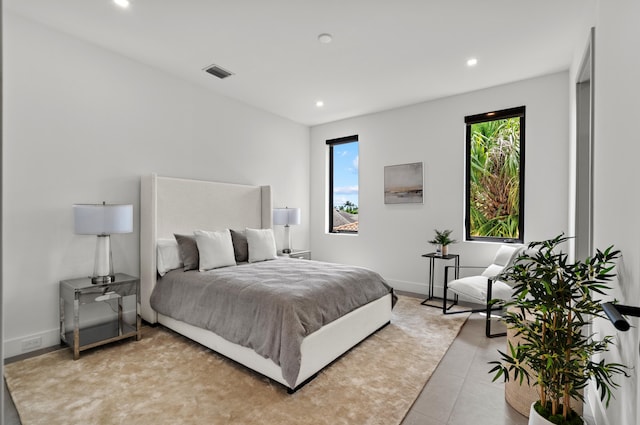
332 141 359 208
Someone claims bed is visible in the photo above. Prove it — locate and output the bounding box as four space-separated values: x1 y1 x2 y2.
140 174 394 392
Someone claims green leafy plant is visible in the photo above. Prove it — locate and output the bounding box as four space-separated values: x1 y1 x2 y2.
469 117 521 239
489 234 628 425
428 229 457 246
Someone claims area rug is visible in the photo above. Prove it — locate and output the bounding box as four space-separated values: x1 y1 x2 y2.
4 296 469 425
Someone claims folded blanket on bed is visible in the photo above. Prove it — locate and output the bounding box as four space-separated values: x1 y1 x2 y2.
150 258 395 387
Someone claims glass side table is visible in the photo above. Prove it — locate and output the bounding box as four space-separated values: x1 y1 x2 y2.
59 273 141 359
420 252 459 309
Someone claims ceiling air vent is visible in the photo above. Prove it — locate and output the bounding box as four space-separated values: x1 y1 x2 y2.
204 64 234 79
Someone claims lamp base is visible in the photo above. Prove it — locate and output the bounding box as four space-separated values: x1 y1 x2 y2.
93 235 115 285
282 225 293 254
92 275 115 285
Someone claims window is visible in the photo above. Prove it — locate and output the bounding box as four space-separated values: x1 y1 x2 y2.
328 135 359 233
465 106 525 243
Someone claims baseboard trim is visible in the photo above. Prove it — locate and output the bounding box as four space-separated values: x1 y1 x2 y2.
386 279 479 304
4 328 60 359
385 279 428 295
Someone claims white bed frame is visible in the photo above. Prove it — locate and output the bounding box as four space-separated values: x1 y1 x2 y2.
140 174 392 391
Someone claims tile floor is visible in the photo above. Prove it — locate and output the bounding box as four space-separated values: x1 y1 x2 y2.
401 311 528 425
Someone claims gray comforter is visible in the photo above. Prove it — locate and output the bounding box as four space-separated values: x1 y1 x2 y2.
150 258 395 387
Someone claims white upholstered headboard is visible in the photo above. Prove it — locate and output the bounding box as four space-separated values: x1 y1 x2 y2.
140 174 272 323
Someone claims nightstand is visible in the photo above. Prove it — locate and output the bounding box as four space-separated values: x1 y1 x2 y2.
59 273 141 360
279 250 311 260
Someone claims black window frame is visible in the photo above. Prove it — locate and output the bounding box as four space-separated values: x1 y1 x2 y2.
327 135 359 234
465 106 525 243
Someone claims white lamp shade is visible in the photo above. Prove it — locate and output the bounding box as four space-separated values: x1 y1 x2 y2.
273 208 301 226
73 204 133 235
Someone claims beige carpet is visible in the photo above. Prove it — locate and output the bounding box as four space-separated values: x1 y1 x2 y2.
5 296 468 425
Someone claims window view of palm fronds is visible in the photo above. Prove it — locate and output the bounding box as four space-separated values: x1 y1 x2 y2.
469 117 521 239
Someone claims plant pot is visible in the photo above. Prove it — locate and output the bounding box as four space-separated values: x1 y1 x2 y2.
528 402 584 425
441 245 448 256
528 403 554 425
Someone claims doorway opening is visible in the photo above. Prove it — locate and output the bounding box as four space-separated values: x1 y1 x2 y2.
575 28 595 261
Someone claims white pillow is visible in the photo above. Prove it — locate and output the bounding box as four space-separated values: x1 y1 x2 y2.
157 239 183 276
245 228 277 263
193 229 237 271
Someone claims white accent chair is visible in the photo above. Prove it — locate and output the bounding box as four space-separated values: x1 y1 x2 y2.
443 244 523 337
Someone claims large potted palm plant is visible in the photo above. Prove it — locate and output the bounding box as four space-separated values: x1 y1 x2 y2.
489 235 628 425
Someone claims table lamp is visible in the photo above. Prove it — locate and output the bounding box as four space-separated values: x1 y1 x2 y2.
272 207 301 254
73 202 133 284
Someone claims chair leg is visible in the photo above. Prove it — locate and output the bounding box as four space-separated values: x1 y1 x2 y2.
485 279 506 338
442 270 448 314
442 268 460 314
485 307 506 338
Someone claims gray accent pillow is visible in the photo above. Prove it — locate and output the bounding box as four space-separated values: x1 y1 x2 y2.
174 234 199 271
230 229 249 263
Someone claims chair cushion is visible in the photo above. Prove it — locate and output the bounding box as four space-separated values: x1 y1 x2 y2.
481 244 524 281
448 276 515 303
482 264 505 279
493 244 522 267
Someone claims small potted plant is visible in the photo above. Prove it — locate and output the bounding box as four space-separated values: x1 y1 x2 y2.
489 234 628 425
428 229 457 256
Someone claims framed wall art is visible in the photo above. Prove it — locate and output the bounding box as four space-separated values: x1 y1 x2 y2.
384 162 423 204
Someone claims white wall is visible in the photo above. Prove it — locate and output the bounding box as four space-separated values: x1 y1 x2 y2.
2 13 310 357
310 73 570 295
587 1 640 424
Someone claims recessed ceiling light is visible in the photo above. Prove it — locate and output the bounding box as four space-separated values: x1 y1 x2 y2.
113 0 130 9
316 100 324 108
466 58 478 67
318 33 333 44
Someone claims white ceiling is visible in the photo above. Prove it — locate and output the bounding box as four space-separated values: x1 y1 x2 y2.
5 0 595 126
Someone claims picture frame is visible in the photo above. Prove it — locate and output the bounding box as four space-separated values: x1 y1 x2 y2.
384 162 424 204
